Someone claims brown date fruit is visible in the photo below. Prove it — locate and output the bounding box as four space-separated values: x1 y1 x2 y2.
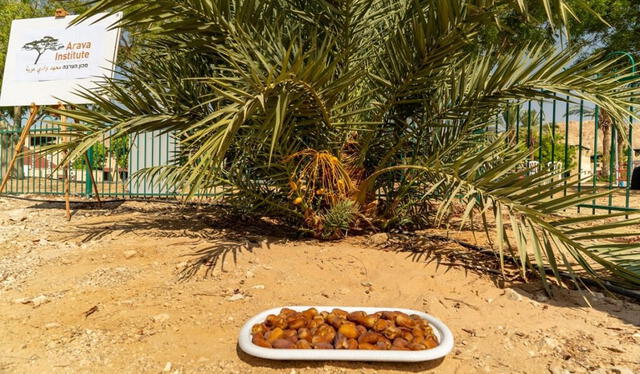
272 339 296 349
283 329 297 338
297 328 312 342
395 313 417 328
338 322 360 339
358 331 385 345
312 342 334 349
424 336 439 349
307 320 321 330
308 315 325 329
312 324 336 344
301 308 318 320
295 340 312 349
375 338 392 350
362 314 379 328
283 329 298 343
287 315 306 329
382 325 401 340
412 335 425 345
400 329 414 342
252 334 272 348
332 309 349 319
372 318 389 332
265 327 284 343
265 314 278 327
251 323 268 336
381 311 400 320
358 343 379 350
408 342 427 351
320 311 329 319
334 333 349 349
347 311 366 324
266 315 287 329
279 308 297 317
412 327 426 340
346 338 358 350
392 337 409 349
326 313 345 328
356 325 367 336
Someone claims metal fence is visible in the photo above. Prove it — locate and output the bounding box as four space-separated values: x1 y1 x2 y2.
0 125 129 197
1 99 639 212
491 96 639 214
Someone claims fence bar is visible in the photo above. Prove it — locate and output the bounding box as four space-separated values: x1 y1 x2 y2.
578 203 638 212
538 99 544 162
609 125 615 213
577 100 584 212
563 96 570 196
86 146 93 197
627 108 634 217
527 101 532 152
551 99 556 166
515 104 520 140
505 103 510 133
593 106 599 215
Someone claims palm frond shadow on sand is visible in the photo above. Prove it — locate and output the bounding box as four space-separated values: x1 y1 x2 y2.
386 234 640 327
384 234 520 286
53 202 295 280
176 238 278 281
57 202 299 242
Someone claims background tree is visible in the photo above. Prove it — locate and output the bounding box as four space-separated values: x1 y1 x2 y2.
480 0 640 59
0 0 36 178
109 135 129 170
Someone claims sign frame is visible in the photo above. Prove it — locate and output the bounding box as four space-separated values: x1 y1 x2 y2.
0 12 122 107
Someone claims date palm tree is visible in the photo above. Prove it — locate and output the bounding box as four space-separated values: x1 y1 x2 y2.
47 0 640 291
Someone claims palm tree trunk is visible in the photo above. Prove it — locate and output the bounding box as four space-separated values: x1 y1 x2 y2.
600 110 611 179
617 130 624 183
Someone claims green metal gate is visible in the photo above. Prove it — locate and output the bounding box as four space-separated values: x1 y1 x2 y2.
495 97 638 214
0 124 131 198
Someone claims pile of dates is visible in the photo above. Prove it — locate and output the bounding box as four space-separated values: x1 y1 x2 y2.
251 308 439 350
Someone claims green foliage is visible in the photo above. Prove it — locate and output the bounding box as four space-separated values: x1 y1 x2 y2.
490 0 640 59
43 0 640 291
512 126 577 170
320 200 359 239
109 135 129 169
0 0 35 89
538 131 577 170
73 143 106 170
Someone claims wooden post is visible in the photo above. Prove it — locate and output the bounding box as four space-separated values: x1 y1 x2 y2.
0 103 38 194
57 104 72 220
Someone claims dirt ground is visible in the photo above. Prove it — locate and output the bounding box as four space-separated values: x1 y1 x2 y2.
0 196 639 374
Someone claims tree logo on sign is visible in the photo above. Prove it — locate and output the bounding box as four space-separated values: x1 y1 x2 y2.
22 36 64 64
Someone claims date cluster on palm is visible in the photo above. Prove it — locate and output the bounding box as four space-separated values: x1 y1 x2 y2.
251 308 439 350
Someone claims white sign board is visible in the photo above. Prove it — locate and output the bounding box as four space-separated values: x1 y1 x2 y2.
0 13 122 106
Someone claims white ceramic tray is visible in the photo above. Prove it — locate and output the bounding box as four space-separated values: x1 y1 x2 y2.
238 306 454 362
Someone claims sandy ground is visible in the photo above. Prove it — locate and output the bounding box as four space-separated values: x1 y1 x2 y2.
0 196 639 374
